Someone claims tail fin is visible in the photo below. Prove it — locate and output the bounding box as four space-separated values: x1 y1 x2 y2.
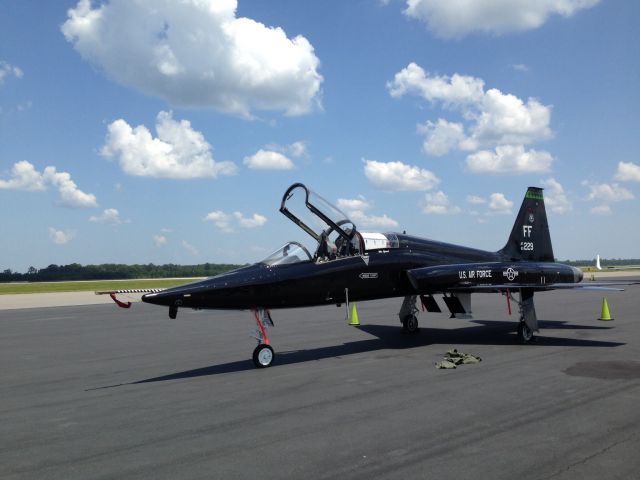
499 187 554 262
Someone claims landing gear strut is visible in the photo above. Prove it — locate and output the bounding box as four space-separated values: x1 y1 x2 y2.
251 309 275 368
399 295 419 334
514 289 538 344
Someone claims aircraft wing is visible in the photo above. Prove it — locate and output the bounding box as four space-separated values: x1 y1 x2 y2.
448 282 632 293
406 262 639 295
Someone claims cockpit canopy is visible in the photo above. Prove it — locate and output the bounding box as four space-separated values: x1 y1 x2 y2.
259 182 400 266
279 183 355 244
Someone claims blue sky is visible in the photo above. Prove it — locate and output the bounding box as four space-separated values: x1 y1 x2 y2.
1 0 638 272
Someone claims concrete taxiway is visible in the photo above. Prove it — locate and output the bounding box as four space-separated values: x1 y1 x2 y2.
1 281 639 479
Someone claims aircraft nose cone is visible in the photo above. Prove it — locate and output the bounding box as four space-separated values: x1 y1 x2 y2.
142 291 172 306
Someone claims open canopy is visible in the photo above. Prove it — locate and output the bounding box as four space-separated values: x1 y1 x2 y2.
279 183 356 243
257 182 399 265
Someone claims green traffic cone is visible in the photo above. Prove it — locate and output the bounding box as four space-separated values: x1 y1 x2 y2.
349 303 360 326
598 297 614 321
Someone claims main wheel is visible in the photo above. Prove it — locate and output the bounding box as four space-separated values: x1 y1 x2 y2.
252 344 274 368
517 322 534 344
402 314 419 334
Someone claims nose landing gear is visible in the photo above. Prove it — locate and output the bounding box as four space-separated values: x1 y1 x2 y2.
251 309 275 368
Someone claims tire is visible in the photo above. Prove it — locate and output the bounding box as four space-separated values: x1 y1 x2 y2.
517 323 534 344
252 344 274 368
402 314 419 334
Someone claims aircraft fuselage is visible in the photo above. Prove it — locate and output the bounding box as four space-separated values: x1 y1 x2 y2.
141 234 580 311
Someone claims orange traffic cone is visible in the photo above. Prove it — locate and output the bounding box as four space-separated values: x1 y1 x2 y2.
598 297 614 321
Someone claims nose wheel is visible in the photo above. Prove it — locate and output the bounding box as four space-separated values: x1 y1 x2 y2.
253 344 274 368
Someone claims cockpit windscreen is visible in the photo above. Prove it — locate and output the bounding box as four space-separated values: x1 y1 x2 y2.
260 242 312 266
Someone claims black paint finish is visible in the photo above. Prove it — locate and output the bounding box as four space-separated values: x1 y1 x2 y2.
142 185 584 313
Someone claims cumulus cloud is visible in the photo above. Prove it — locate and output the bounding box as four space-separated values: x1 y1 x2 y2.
417 119 467 156
0 161 97 208
388 63 484 106
243 149 294 170
586 181 634 215
403 0 601 38
287 141 308 158
101 111 237 179
153 234 168 247
590 205 611 216
614 161 640 182
388 63 554 174
48 227 75 245
89 208 126 224
337 196 399 229
349 211 399 229
541 178 571 214
488 192 513 214
233 211 267 228
44 167 99 208
586 183 634 203
363 159 440 191
0 161 46 191
473 89 552 147
204 210 267 232
204 210 233 233
0 61 23 85
181 240 199 256
466 195 486 205
466 145 553 174
61 0 322 117
337 197 371 212
422 191 461 215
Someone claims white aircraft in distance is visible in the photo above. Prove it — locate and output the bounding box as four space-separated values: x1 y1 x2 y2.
596 255 640 271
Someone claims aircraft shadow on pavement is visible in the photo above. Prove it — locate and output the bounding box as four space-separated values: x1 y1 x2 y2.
131 319 622 384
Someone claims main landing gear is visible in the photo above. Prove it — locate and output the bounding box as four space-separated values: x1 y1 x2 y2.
399 295 420 334
517 322 534 343
251 309 275 368
508 289 538 344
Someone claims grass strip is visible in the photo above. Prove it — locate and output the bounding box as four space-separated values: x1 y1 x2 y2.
0 278 199 295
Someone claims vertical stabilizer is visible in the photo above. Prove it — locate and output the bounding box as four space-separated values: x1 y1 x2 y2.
499 187 554 262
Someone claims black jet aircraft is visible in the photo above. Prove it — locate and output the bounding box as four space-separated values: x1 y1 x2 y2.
115 183 626 368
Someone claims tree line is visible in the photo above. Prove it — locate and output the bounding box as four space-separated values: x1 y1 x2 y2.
0 263 243 282
2 258 639 283
562 258 640 267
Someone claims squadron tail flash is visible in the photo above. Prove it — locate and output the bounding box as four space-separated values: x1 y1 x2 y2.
499 187 554 262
